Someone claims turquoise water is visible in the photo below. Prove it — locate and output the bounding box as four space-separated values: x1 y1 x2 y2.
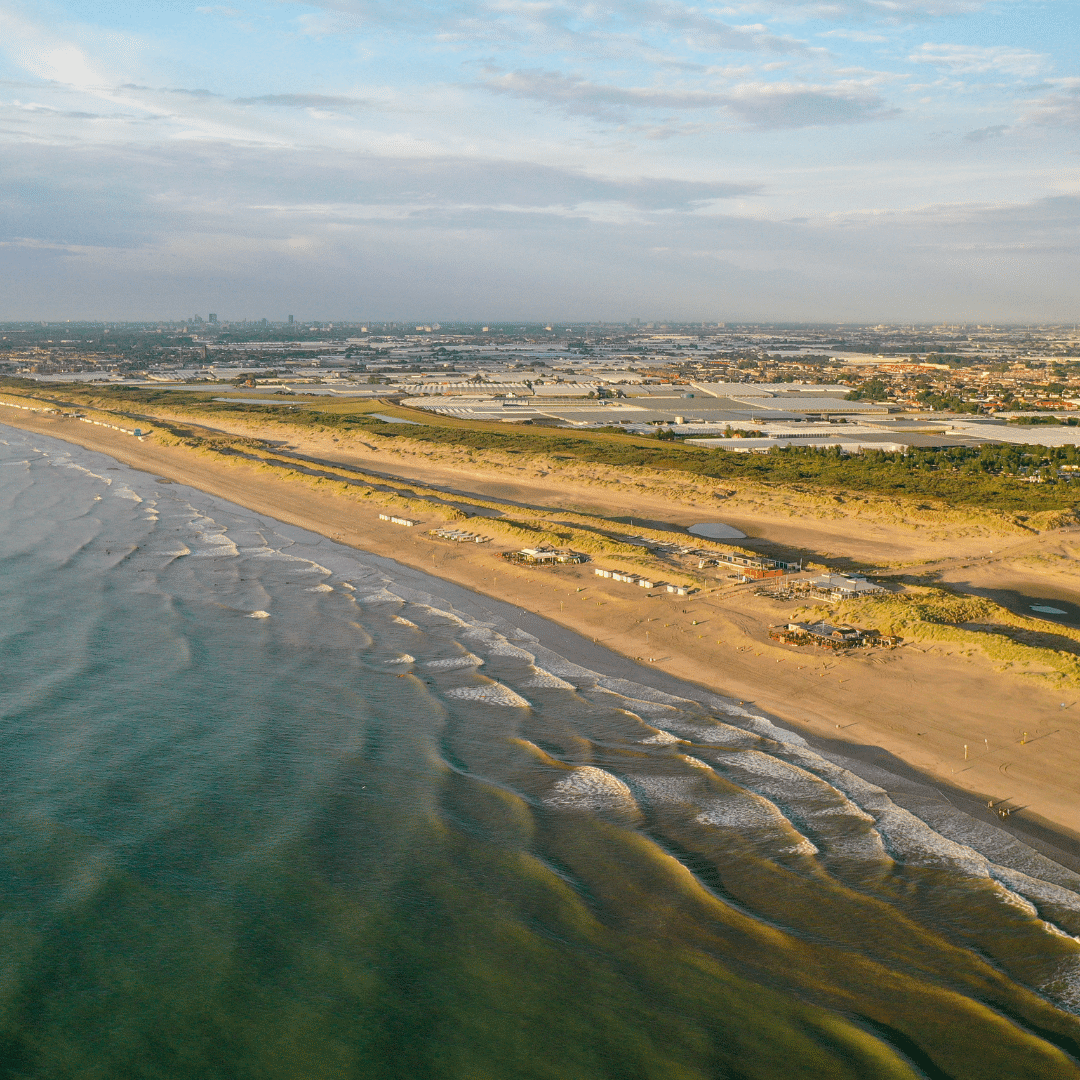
2 425 1080 1079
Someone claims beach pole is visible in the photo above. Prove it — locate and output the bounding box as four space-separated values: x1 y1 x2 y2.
964 744 968 760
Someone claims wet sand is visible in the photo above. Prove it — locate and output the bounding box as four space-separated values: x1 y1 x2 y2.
5 407 1080 862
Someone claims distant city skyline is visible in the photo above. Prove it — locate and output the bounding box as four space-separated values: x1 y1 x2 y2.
1 0 1076 322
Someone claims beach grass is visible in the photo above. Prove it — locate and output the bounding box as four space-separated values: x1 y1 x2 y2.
803 587 1080 690
4 380 1078 525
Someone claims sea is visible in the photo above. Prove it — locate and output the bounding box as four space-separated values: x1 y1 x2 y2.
2 423 1080 1079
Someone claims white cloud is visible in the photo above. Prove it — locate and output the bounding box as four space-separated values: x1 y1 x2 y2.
908 44 1048 78
0 7 108 90
232 93 372 109
1018 80 1080 129
963 123 1009 141
296 0 810 54
724 0 994 17
479 68 894 128
0 0 1071 322
818 29 888 43
2 148 1075 322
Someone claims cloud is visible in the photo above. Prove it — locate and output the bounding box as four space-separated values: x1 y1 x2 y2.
300 0 1002 43
723 81 894 127
296 0 808 54
908 44 1047 77
1019 81 1080 129
9 101 108 120
121 84 221 98
963 123 1008 142
739 0 994 17
823 194 1080 253
295 11 367 37
480 69 728 118
818 29 888 43
0 0 1071 323
593 1 810 54
118 86 372 112
480 68 894 128
0 142 760 248
232 93 371 109
3 158 1076 323
0 8 109 91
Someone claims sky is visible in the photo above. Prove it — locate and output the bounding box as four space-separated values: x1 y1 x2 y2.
0 0 1077 322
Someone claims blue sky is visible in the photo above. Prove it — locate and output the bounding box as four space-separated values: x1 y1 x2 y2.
0 0 1076 321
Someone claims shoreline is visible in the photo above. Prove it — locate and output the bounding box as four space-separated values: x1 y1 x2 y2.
5 408 1080 868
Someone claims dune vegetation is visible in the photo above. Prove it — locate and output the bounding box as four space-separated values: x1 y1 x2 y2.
800 587 1080 691
4 381 1079 525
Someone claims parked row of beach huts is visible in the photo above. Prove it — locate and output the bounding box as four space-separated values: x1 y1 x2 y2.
429 527 491 543
502 548 588 565
594 568 691 595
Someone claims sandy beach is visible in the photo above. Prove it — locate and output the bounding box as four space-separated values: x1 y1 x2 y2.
6 406 1080 859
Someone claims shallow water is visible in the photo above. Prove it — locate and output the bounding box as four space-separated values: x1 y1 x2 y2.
945 583 1080 631
997 589 1080 630
688 521 747 540
2 424 1080 1079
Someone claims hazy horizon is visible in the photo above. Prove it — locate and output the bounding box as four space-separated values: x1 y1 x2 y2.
2 0 1076 323
3 319 1078 330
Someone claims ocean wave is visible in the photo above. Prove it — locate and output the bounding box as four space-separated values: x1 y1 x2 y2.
682 755 714 770
666 721 761 750
486 642 538 660
426 654 484 670
182 511 241 558
56 459 111 485
359 588 404 604
1045 956 1080 1014
640 730 681 745
630 774 698 802
521 669 575 690
446 684 530 708
695 793 819 857
11 423 1080 1019
421 606 472 626
545 767 637 812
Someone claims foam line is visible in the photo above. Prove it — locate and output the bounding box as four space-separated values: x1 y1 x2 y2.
446 685 531 707
545 767 637 812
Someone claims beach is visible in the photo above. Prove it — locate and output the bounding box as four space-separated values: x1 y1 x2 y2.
4 405 1080 859
5 413 1080 1077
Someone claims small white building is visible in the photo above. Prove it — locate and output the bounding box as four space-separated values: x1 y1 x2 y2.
807 573 885 600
